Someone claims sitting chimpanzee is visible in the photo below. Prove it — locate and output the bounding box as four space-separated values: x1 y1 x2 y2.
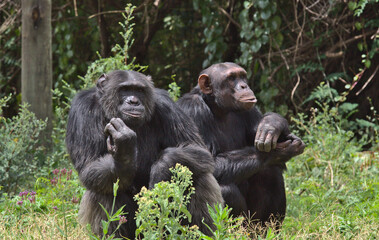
177 62 305 227
65 70 223 238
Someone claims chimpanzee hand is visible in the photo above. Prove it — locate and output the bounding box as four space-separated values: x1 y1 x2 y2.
270 133 305 163
254 113 290 152
104 118 137 161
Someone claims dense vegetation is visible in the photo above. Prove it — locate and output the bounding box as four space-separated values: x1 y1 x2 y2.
0 0 378 239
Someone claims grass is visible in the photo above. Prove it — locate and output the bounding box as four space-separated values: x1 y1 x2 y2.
0 209 87 240
280 150 379 239
1 150 377 239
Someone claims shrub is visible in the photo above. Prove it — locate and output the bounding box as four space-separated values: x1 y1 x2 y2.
282 98 379 238
134 164 247 239
0 96 47 194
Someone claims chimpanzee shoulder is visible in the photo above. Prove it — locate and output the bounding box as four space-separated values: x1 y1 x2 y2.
150 88 205 146
66 87 107 171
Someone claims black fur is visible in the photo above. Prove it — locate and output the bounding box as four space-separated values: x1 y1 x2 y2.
177 62 305 227
66 70 223 238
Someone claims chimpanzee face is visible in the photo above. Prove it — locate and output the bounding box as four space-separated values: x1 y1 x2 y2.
97 70 155 128
198 62 257 112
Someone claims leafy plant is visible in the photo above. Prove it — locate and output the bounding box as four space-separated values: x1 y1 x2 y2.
238 0 282 67
303 77 379 145
0 167 86 239
168 75 181 101
134 164 200 239
193 0 227 68
1 168 83 214
0 97 47 194
282 99 379 239
79 4 147 89
86 179 127 240
203 204 247 240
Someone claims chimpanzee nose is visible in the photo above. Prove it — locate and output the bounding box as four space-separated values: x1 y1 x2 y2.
238 82 248 90
126 96 140 105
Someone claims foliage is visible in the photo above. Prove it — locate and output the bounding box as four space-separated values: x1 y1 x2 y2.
280 102 379 239
1 1 378 239
193 0 227 68
1 168 83 215
168 75 181 101
47 81 77 171
0 96 47 194
134 163 250 239
134 164 200 239
203 204 248 240
86 180 128 240
0 168 86 239
238 0 282 66
0 0 21 111
304 79 379 145
79 4 147 89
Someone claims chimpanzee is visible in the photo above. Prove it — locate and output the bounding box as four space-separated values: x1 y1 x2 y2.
65 70 223 238
177 62 305 227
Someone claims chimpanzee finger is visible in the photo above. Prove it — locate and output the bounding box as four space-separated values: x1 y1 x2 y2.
287 133 302 142
110 118 125 131
256 129 268 151
276 140 291 149
272 133 280 150
263 132 273 152
104 122 117 136
254 125 264 148
106 136 115 153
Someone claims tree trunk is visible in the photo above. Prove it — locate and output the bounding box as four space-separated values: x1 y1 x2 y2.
21 0 52 147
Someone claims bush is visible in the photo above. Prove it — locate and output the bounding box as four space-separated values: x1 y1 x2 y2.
134 164 247 240
0 96 47 194
281 99 379 239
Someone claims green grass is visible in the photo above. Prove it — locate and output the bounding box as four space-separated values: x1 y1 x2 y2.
1 105 378 239
1 149 377 239
280 150 379 239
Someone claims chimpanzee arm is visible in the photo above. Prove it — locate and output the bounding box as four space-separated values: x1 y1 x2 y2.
66 89 137 194
213 147 268 184
214 137 305 185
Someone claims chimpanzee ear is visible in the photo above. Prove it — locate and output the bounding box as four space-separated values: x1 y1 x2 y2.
198 74 212 95
96 74 107 92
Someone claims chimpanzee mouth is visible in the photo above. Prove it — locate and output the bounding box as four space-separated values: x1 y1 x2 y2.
124 111 143 118
241 97 257 103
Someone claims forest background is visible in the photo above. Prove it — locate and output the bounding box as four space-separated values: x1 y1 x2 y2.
0 0 378 239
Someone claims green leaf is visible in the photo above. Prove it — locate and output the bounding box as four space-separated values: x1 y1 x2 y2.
101 220 109 235
348 1 357 11
239 9 249 23
261 9 271 20
254 27 264 37
251 41 262 53
243 1 251 9
365 59 371 68
274 32 284 47
357 42 364 51
356 119 377 128
355 22 363 30
258 0 269 9
339 103 358 113
113 205 126 218
99 203 110 220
